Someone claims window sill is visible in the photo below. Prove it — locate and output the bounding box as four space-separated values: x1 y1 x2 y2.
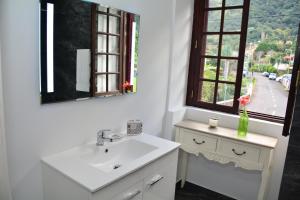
186 106 283 124
185 103 284 124
182 106 284 136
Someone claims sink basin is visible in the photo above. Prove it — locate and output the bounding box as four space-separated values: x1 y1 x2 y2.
42 133 180 192
80 139 157 173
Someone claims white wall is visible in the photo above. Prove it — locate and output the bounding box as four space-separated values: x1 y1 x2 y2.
163 1 289 200
0 29 12 200
166 0 193 111
0 0 175 199
163 0 194 141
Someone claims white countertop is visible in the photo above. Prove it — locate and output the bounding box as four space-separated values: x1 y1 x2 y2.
175 120 278 148
41 133 180 193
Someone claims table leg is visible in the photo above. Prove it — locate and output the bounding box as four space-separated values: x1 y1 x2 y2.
258 168 270 200
180 151 189 188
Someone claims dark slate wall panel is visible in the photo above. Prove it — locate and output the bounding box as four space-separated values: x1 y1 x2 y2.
54 0 92 101
41 0 92 103
279 89 300 199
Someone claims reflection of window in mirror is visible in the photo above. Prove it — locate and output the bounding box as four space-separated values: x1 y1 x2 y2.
125 14 140 93
92 5 123 96
91 5 140 96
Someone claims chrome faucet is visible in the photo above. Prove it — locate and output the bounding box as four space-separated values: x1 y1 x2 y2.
96 129 122 146
96 129 111 146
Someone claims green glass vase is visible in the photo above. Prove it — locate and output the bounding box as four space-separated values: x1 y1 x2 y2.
238 108 249 137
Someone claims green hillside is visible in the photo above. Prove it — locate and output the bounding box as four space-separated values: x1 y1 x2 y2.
248 0 300 43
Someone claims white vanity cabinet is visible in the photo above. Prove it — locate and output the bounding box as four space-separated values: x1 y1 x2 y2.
175 120 278 200
42 149 178 200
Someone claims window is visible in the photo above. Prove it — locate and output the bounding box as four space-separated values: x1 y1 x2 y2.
241 0 300 124
186 0 250 113
91 5 124 96
187 0 300 135
283 26 300 136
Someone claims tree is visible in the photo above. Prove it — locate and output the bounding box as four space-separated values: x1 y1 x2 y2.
255 40 278 53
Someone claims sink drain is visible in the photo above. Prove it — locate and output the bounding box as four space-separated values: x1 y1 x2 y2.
113 164 122 170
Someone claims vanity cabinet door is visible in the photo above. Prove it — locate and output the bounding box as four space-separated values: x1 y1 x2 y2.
110 180 143 200
142 166 176 200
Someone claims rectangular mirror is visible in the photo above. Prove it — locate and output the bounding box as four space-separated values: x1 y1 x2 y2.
39 0 140 104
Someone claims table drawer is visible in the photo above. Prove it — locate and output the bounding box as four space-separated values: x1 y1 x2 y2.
219 139 261 163
180 129 217 152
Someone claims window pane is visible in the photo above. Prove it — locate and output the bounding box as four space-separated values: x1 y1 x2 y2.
206 0 222 8
109 16 120 34
97 35 107 52
219 59 238 81
207 11 222 32
225 0 244 7
203 35 219 56
96 55 106 72
97 75 106 93
198 81 215 103
221 35 240 57
98 14 107 32
203 58 217 80
223 9 243 32
217 83 235 106
108 74 118 91
108 55 119 72
98 6 107 12
241 75 254 98
109 8 120 15
108 36 119 53
242 0 300 118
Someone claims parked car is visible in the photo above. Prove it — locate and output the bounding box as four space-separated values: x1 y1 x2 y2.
243 70 248 77
277 74 290 82
282 74 292 89
286 79 291 90
262 72 269 77
269 73 277 80
276 76 283 82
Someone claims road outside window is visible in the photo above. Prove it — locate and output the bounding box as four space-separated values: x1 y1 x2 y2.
240 0 300 117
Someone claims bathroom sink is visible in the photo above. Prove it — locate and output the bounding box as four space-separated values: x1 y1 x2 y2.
80 139 157 173
41 133 180 192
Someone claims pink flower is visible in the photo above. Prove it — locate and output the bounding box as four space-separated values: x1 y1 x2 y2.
238 95 250 107
123 81 133 91
122 81 130 89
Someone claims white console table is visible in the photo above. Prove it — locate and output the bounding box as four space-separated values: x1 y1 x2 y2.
175 120 278 200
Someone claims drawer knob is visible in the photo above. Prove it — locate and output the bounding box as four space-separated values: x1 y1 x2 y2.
232 149 246 156
193 139 205 145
